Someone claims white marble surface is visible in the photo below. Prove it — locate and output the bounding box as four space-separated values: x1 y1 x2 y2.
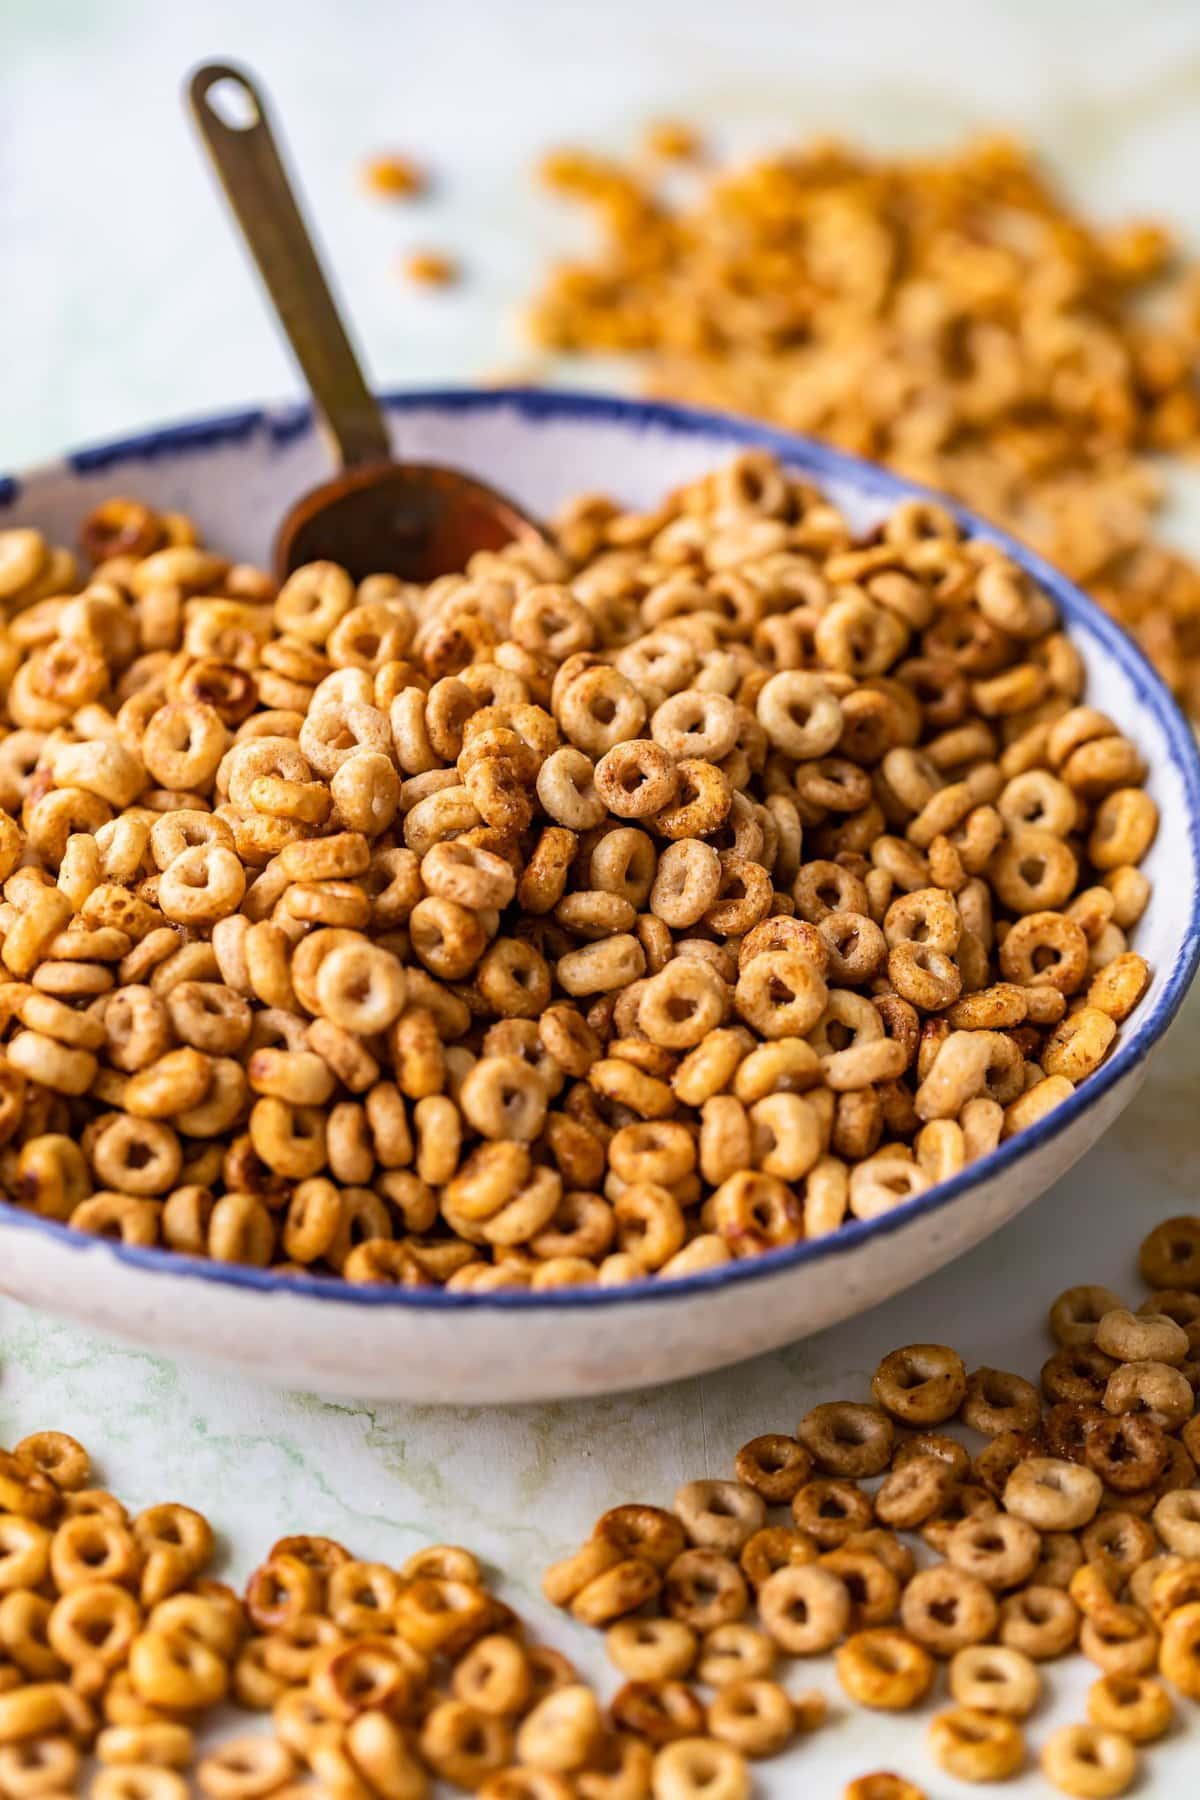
5 0 1200 1790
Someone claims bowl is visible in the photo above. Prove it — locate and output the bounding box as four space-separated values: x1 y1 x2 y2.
3 387 1199 1404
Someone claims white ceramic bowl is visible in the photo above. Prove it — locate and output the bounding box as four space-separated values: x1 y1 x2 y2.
3 388 1199 1403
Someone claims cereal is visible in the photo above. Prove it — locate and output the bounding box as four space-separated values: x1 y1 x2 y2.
0 462 1154 1293
361 153 427 199
948 1645 1041 1717
535 1208 1200 1787
399 250 458 287
1041 1723 1137 1797
530 133 1200 713
14 1170 1200 1795
835 1629 934 1710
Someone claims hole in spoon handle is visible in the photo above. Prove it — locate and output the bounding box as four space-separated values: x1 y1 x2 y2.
186 60 392 471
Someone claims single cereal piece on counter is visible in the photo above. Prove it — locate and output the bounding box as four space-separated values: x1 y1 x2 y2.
0 456 1159 1300
361 152 428 199
400 249 459 286
845 1778 928 1800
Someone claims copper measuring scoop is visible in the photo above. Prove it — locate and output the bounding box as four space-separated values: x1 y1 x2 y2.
187 62 542 582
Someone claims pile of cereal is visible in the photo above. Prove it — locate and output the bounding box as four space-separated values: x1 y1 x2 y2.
545 1214 1200 1797
0 454 1155 1288
0 1429 744 1799
3 1232 1200 1793
529 133 1200 712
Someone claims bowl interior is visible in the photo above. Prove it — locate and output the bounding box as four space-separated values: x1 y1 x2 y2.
2 386 1198 1313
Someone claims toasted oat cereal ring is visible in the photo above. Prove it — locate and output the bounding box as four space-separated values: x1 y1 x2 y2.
738 1526 818 1590
962 1366 1041 1436
797 1403 894 1479
92 1769 190 1800
998 1585 1080 1660
836 1629 934 1710
790 1478 873 1549
843 1777 926 1800
1104 1359 1192 1430
1087 1672 1172 1743
663 1551 748 1633
1158 1599 1200 1699
818 1548 900 1627
449 1632 534 1720
610 1677 704 1747
594 1505 687 1571
1085 1416 1169 1494
571 1559 662 1626
0 1730 82 1795
949 1644 1040 1717
900 1565 997 1655
1005 1457 1101 1530
606 1618 697 1684
1139 1216 1200 1289
999 909 1090 992
513 1683 601 1774
419 1697 515 1786
14 1432 89 1493
696 1623 774 1688
872 1458 956 1532
757 1563 849 1655
1040 1723 1136 1797
1049 1285 1125 1348
871 1344 967 1425
705 1676 793 1757
649 1736 749 1800
195 1735 296 1799
733 950 827 1041
128 1626 228 1710
929 1707 1024 1783
733 1436 812 1505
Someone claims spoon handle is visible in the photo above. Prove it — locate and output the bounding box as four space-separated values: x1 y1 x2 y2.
188 61 391 469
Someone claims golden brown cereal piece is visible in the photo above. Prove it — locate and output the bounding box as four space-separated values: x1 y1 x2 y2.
1050 1286 1125 1348
757 1563 849 1655
650 1736 749 1800
706 1677 793 1757
871 1344 967 1424
791 1478 873 1549
733 1435 812 1504
696 1624 774 1688
1087 1672 1172 1743
603 1679 701 1758
998 1585 1081 1660
362 152 427 198
606 1618 696 1684
797 1403 894 1478
1040 1723 1136 1797
928 1707 1025 1782
949 1645 1041 1716
642 119 703 161
962 1366 1042 1437
844 1779 927 1800
1139 1216 1200 1290
900 1564 998 1655
835 1629 934 1710
401 250 459 287
664 1550 748 1634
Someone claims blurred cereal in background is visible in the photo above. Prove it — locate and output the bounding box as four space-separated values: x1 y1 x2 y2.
529 132 1200 713
361 151 429 200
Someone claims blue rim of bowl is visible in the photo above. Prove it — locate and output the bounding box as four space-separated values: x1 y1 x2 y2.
3 384 1200 1312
